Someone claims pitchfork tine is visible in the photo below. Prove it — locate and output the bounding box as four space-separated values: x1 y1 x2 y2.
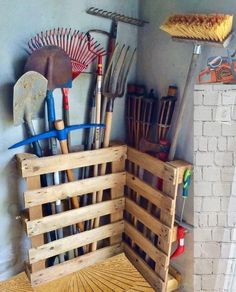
108 44 125 92
116 46 130 94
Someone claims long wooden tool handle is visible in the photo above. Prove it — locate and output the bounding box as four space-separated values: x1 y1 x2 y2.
168 46 201 161
54 120 84 232
91 111 113 252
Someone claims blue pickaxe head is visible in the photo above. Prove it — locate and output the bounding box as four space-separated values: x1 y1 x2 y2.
9 121 105 150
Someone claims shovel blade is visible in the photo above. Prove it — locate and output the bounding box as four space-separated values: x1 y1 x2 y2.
13 71 48 126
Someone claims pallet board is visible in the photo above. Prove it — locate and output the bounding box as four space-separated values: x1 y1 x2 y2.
15 144 191 291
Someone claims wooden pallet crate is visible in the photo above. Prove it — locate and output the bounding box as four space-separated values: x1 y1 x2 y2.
16 144 191 291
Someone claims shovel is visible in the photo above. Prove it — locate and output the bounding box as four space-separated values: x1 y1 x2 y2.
13 70 58 265
13 71 47 156
24 45 82 259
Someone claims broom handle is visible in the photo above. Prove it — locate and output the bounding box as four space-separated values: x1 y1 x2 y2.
168 44 201 161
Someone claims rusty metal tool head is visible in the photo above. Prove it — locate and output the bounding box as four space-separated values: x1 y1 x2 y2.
102 44 136 111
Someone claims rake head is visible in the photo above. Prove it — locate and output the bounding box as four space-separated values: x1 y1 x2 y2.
28 28 106 78
103 44 136 101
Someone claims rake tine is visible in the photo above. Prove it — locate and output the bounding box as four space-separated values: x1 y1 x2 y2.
73 32 84 62
70 30 78 60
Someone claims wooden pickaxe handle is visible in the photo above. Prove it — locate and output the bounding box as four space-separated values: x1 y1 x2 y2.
54 119 84 232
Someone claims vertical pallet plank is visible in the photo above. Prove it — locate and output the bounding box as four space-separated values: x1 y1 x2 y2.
157 168 179 290
26 176 45 272
110 157 125 245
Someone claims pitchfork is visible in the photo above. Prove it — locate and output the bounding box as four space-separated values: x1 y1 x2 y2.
91 44 136 251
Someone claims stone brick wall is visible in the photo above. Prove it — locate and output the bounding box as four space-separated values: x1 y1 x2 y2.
194 84 236 291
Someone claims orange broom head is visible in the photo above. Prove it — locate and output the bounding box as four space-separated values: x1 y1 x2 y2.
160 14 233 42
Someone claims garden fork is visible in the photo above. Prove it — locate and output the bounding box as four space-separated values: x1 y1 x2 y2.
90 43 136 251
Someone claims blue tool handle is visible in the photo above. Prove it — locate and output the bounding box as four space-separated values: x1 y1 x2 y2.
182 169 192 198
9 123 105 150
46 90 56 126
9 130 57 149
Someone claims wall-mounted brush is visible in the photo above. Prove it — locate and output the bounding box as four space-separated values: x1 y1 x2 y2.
160 13 234 161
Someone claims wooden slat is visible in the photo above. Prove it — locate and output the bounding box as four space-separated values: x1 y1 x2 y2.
30 244 123 286
26 176 45 272
17 145 127 178
127 147 177 184
124 243 165 292
158 177 179 290
125 198 171 251
29 221 124 264
27 198 125 237
124 221 168 269
24 172 126 208
126 172 174 214
110 158 126 245
167 160 192 184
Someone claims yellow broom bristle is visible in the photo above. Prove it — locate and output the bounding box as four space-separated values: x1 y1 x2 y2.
160 14 233 42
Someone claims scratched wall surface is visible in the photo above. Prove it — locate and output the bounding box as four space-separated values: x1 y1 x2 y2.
0 0 139 279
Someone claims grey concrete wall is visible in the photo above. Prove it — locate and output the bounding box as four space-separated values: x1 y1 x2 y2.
0 0 139 279
137 1 236 291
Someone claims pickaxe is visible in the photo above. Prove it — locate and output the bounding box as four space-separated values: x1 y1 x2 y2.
9 120 105 234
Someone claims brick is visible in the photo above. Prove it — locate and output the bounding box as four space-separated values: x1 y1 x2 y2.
194 166 202 181
194 275 201 291
194 228 212 241
208 213 217 227
194 243 202 257
213 182 231 196
194 137 199 151
194 259 213 274
203 90 221 105
231 183 236 196
228 212 236 226
217 137 227 151
195 152 214 166
194 106 212 121
198 137 208 151
218 213 227 227
195 181 212 196
198 213 208 227
213 258 233 274
208 137 217 151
222 123 236 136
202 197 220 212
227 136 236 151
231 105 236 120
231 229 236 241
221 243 236 258
201 242 221 258
194 90 203 105
215 152 233 166
203 167 221 181
222 90 236 105
221 167 236 182
221 197 229 211
194 121 203 136
194 197 202 212
202 274 228 290
212 228 231 242
213 106 231 124
221 197 236 212
203 122 221 136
